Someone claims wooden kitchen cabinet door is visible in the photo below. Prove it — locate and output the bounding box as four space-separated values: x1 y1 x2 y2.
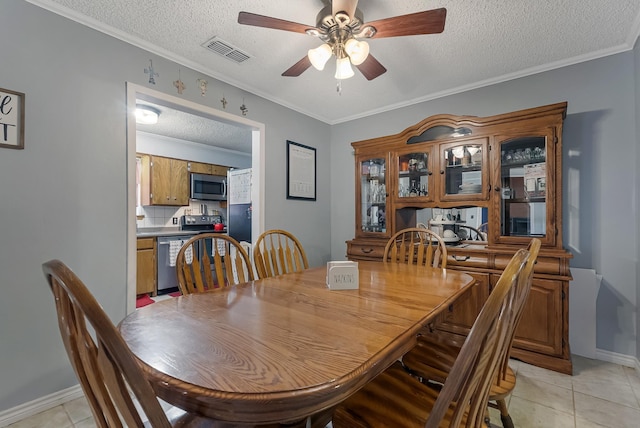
150 156 189 206
136 238 156 296
188 161 211 174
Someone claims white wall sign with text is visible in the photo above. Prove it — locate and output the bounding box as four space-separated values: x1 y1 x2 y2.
0 88 24 150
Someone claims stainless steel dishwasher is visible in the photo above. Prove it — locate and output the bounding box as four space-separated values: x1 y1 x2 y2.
156 235 197 294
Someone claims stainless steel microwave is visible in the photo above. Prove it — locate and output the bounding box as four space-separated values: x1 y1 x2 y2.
190 173 227 201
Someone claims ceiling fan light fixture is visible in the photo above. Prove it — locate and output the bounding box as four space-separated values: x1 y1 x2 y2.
344 38 369 65
308 43 332 70
335 56 355 79
135 104 160 124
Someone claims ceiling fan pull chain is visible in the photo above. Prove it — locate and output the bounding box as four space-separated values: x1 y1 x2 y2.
336 79 342 95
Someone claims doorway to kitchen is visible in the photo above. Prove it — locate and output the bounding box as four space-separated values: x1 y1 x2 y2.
125 82 265 313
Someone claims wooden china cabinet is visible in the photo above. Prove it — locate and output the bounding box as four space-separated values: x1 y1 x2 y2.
347 102 573 374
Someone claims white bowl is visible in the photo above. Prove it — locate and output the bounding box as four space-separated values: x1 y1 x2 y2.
443 230 457 239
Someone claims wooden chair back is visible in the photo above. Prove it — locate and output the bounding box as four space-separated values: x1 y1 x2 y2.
427 249 529 427
495 238 541 385
332 250 529 428
176 233 254 294
384 227 448 268
42 260 173 428
456 224 487 241
253 229 309 279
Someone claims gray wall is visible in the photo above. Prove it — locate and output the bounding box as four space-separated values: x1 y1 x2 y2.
0 0 330 412
331 51 639 358
635 38 640 362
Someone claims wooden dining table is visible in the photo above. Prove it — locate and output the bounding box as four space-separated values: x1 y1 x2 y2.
119 260 474 426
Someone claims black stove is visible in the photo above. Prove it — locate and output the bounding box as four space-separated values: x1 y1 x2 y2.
180 215 225 232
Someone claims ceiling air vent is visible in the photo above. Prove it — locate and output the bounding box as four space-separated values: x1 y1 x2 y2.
202 37 251 64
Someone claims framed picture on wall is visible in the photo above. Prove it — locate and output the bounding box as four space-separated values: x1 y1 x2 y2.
286 140 316 201
0 87 25 150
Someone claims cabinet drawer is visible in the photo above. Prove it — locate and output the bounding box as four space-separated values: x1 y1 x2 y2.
494 253 560 275
137 237 155 250
446 253 489 269
347 242 386 260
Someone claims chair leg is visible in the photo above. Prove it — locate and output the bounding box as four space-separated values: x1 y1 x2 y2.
496 399 514 428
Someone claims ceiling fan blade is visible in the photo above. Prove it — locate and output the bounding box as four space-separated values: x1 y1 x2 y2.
282 56 312 77
355 54 387 81
238 12 313 34
366 8 446 38
332 0 358 19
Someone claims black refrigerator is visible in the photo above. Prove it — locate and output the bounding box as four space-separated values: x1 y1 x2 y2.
227 168 252 243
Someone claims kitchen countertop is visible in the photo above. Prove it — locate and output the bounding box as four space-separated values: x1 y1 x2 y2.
136 228 201 238
136 227 227 238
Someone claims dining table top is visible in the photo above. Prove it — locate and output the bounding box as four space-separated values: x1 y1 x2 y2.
119 260 474 425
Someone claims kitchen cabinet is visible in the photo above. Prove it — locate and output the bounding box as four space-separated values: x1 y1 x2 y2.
139 154 189 206
210 164 229 176
187 161 229 177
346 102 573 374
188 161 211 174
136 237 156 296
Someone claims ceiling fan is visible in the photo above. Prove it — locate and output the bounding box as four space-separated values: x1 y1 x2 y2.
238 1 446 81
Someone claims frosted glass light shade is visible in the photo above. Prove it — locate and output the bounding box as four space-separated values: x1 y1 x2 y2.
135 105 159 124
334 57 355 79
308 44 332 70
344 38 369 65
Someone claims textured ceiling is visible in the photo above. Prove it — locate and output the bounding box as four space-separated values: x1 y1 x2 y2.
27 0 640 128
136 100 253 154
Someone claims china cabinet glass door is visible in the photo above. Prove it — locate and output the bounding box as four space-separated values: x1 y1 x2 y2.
359 157 387 234
440 138 488 201
495 131 555 246
397 150 432 200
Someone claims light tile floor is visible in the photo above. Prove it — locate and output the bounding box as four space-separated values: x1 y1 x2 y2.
7 355 640 428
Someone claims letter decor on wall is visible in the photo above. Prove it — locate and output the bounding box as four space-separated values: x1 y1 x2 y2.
0 87 25 150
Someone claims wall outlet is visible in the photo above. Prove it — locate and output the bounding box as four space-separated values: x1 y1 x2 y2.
172 217 178 225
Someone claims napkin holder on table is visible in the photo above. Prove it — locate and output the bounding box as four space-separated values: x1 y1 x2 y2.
326 261 359 290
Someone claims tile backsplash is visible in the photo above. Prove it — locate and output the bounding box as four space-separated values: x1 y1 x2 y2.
136 201 225 228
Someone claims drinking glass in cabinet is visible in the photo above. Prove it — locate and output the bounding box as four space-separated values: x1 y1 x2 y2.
398 152 429 198
361 158 387 233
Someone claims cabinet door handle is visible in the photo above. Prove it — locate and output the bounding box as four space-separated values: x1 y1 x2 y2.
440 170 445 174
361 248 373 254
453 255 470 261
494 186 501 192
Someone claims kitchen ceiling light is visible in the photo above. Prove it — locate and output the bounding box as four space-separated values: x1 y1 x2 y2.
135 105 160 124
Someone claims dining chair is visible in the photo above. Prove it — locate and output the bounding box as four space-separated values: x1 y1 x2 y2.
401 238 541 428
42 259 220 428
176 233 254 295
331 249 529 428
383 227 447 268
478 222 489 240
253 229 309 279
456 224 487 241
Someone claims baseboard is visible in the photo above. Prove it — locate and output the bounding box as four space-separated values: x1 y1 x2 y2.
0 384 83 428
595 348 640 374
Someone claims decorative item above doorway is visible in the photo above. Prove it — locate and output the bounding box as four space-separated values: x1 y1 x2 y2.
0 87 25 150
